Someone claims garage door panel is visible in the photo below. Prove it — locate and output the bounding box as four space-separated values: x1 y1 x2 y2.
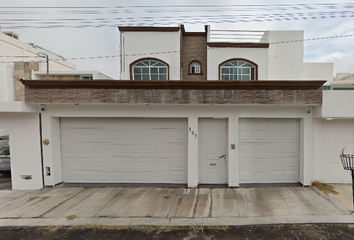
270 158 283 167
254 144 268 155
96 171 109 181
240 171 252 182
64 170 81 182
80 144 94 153
129 158 142 168
130 130 142 141
253 119 268 129
157 159 170 168
172 158 186 168
81 157 95 167
254 130 268 140
239 130 253 141
129 145 142 154
270 171 282 181
269 144 283 154
143 130 156 140
143 158 156 168
94 145 107 153
95 157 108 167
63 157 81 168
254 158 268 168
143 145 156 154
285 130 299 141
109 145 128 153
269 130 283 141
82 171 95 181
284 157 299 168
129 171 142 181
158 145 171 154
109 158 128 167
108 130 128 140
284 143 299 154
158 130 171 141
254 171 268 182
172 144 187 155
142 171 155 181
110 171 127 181
284 171 298 181
61 144 78 153
239 157 253 168
239 143 253 155
173 130 185 140
239 118 299 183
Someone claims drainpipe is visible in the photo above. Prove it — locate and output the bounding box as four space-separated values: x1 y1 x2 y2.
37 52 49 80
39 112 45 187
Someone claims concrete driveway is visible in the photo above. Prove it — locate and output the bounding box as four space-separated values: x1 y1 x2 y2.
0 186 353 226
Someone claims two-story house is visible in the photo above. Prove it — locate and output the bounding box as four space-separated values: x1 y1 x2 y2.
19 25 334 190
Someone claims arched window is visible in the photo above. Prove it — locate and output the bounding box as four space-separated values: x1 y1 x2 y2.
190 62 201 74
131 58 168 80
219 59 257 80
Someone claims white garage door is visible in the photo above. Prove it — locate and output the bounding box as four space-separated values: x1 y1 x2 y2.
239 118 299 183
60 118 188 183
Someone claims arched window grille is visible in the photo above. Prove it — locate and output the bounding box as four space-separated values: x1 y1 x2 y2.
132 60 168 80
190 62 201 74
220 60 256 80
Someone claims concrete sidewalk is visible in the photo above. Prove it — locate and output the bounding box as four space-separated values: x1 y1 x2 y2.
0 186 353 227
328 184 353 212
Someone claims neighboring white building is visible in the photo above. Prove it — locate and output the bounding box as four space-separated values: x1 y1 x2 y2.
31 71 113 80
0 27 77 190
0 28 112 190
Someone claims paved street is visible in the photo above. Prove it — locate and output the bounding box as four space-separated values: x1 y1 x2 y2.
1 224 354 240
0 186 352 227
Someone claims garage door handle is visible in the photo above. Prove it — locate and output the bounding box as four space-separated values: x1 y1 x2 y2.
219 154 226 158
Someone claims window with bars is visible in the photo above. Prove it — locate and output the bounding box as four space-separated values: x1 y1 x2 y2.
133 60 168 80
220 60 256 80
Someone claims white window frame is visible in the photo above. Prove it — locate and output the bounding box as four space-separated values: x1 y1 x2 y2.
220 60 255 80
133 60 168 80
190 62 201 74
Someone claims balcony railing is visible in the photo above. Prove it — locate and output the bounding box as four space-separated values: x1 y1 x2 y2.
209 29 267 43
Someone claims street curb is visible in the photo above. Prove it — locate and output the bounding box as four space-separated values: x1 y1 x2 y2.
311 187 351 214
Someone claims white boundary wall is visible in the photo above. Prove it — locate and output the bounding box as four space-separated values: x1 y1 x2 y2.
0 112 42 190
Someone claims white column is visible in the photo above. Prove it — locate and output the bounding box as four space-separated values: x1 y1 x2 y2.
41 111 62 186
187 116 198 188
228 116 239 187
300 115 313 186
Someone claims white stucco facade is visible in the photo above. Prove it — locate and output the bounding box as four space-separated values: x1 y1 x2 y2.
40 104 316 188
207 47 269 80
5 25 349 190
120 31 181 80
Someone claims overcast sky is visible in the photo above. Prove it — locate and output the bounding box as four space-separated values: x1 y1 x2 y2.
1 0 354 79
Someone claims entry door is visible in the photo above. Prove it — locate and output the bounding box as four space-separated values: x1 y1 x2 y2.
199 119 227 184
